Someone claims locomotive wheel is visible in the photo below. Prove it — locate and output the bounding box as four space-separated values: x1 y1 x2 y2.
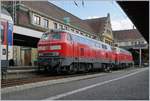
84 64 88 73
106 67 110 72
103 64 110 72
67 64 75 74
88 64 92 72
73 64 77 73
103 64 107 72
74 63 79 73
81 64 86 72
56 67 61 74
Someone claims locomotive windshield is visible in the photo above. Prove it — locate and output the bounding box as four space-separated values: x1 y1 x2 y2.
41 33 61 40
41 34 49 40
51 33 61 39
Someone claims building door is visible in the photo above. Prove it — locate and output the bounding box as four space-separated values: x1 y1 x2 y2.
21 47 31 66
24 49 31 66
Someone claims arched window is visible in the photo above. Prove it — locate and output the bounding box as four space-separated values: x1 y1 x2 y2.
54 23 58 29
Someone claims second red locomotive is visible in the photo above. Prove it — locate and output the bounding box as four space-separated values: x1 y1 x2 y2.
38 29 133 73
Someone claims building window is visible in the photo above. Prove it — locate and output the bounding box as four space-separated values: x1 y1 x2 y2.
33 15 41 25
76 30 79 33
59 24 63 29
54 23 58 29
43 19 49 28
106 29 111 35
131 41 134 45
141 41 144 44
114 43 118 47
127 42 131 46
71 29 74 32
65 26 68 30
138 41 141 44
83 33 86 36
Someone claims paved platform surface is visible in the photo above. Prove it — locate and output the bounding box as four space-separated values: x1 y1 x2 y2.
2 67 149 100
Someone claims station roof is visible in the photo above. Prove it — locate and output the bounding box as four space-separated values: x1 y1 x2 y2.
113 29 145 42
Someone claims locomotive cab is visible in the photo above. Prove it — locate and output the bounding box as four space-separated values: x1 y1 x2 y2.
38 30 66 70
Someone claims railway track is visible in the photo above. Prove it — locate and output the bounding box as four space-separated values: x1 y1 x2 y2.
1 67 135 88
1 75 65 88
1 71 102 88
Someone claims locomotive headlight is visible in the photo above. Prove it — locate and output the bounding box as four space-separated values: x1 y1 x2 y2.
53 52 59 56
38 46 45 50
38 46 49 50
38 53 43 56
50 45 61 50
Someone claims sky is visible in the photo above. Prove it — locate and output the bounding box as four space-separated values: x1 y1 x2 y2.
49 0 134 31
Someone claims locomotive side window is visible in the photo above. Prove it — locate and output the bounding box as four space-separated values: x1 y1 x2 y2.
41 34 49 40
105 45 107 49
99 43 101 48
71 34 95 47
102 44 107 49
102 44 104 49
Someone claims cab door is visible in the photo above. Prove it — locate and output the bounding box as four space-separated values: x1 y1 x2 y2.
67 33 74 58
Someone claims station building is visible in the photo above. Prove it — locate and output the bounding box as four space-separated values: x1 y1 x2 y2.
2 1 113 66
113 29 148 66
84 14 114 46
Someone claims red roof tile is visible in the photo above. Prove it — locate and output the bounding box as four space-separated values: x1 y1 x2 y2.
84 17 107 34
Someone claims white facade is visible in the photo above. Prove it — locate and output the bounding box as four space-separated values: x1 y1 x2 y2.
13 25 44 38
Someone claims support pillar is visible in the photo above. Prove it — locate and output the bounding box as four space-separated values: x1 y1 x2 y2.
139 48 142 67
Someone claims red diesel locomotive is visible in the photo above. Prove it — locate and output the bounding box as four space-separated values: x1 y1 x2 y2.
38 29 133 73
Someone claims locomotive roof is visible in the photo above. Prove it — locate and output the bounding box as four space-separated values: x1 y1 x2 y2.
46 29 112 51
47 29 109 45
